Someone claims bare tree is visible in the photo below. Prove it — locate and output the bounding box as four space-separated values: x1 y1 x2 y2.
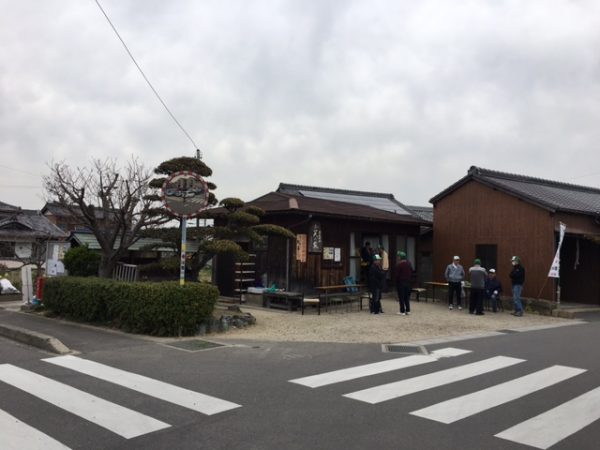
44 158 168 277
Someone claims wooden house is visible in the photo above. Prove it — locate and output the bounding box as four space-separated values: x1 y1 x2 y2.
430 166 600 305
215 183 428 297
0 201 68 269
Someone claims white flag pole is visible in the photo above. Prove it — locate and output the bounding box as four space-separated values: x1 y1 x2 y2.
548 222 566 308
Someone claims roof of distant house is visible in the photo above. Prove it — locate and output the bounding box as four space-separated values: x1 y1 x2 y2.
406 205 434 223
0 203 68 240
69 231 198 253
430 166 600 216
42 201 116 221
236 183 426 225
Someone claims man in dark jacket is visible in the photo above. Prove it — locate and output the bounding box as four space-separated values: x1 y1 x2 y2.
485 269 503 312
369 254 386 314
468 258 487 315
395 251 413 315
509 256 525 316
360 241 373 283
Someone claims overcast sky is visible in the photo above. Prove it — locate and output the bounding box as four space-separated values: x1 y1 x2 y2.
2 0 600 211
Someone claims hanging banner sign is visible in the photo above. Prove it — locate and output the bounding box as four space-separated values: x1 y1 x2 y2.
548 222 567 278
296 234 307 262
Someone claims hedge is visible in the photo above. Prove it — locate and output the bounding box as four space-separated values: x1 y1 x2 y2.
43 277 219 336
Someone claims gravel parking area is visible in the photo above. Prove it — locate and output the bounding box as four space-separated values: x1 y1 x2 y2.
216 295 575 344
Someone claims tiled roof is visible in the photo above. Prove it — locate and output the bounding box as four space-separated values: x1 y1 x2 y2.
430 166 600 216
69 232 198 253
0 201 20 212
42 202 114 220
406 205 434 223
0 207 68 240
247 190 425 225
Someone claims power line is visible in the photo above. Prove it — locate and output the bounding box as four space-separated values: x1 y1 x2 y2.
0 165 44 177
94 0 201 153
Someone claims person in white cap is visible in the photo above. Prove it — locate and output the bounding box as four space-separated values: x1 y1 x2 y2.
485 269 503 312
445 255 465 310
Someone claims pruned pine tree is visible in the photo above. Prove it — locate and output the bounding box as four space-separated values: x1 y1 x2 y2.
143 157 294 279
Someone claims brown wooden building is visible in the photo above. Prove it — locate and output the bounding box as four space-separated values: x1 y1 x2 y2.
215 184 429 296
430 166 600 305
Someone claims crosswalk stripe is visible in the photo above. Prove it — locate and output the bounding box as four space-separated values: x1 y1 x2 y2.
43 355 241 416
289 347 471 388
0 364 170 439
344 356 524 404
495 385 600 449
0 408 71 450
411 365 586 423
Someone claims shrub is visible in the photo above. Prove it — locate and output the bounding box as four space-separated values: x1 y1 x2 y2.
63 246 100 277
43 277 219 336
138 257 180 279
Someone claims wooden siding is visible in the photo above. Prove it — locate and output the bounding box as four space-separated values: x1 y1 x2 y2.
433 180 556 301
252 213 422 294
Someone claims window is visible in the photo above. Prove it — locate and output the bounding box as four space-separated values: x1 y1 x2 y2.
0 242 16 258
475 244 497 271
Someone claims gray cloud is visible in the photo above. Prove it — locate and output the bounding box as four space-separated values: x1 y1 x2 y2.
2 0 600 210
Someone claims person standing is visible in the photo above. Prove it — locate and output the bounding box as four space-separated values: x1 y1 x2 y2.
379 245 390 292
468 259 487 315
379 245 389 271
395 251 413 315
445 256 465 310
360 241 373 283
368 254 386 314
509 256 525 316
485 269 503 312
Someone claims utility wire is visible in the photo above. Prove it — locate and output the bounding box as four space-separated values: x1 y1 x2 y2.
94 0 201 153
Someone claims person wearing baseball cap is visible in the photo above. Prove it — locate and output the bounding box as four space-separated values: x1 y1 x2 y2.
509 256 525 316
395 251 413 315
485 269 503 312
445 255 465 310
368 254 385 314
468 258 487 315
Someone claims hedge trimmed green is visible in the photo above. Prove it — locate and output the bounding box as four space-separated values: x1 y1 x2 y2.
43 277 219 336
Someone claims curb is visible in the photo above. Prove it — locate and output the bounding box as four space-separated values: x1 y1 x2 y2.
0 324 71 354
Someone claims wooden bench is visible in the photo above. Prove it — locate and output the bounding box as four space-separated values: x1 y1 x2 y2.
411 288 427 302
315 284 367 312
262 291 304 311
301 297 321 315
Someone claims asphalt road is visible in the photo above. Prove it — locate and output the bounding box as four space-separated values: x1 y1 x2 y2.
0 310 599 450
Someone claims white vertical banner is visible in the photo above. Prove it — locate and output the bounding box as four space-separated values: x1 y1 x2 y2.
548 222 567 278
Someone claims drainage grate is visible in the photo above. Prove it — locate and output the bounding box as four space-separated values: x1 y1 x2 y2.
497 329 518 334
164 339 225 352
383 344 428 354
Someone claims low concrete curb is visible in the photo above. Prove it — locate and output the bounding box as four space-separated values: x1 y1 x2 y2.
551 307 600 319
0 324 71 354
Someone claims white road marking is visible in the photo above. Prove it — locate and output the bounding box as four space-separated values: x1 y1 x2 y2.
495 385 600 449
0 364 169 439
0 408 71 450
344 356 524 404
411 365 586 423
289 347 471 388
43 355 241 415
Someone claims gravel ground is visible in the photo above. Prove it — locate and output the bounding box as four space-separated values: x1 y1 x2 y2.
216 295 575 344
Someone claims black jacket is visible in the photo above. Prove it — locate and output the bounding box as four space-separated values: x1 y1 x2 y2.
509 264 525 286
368 264 386 290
